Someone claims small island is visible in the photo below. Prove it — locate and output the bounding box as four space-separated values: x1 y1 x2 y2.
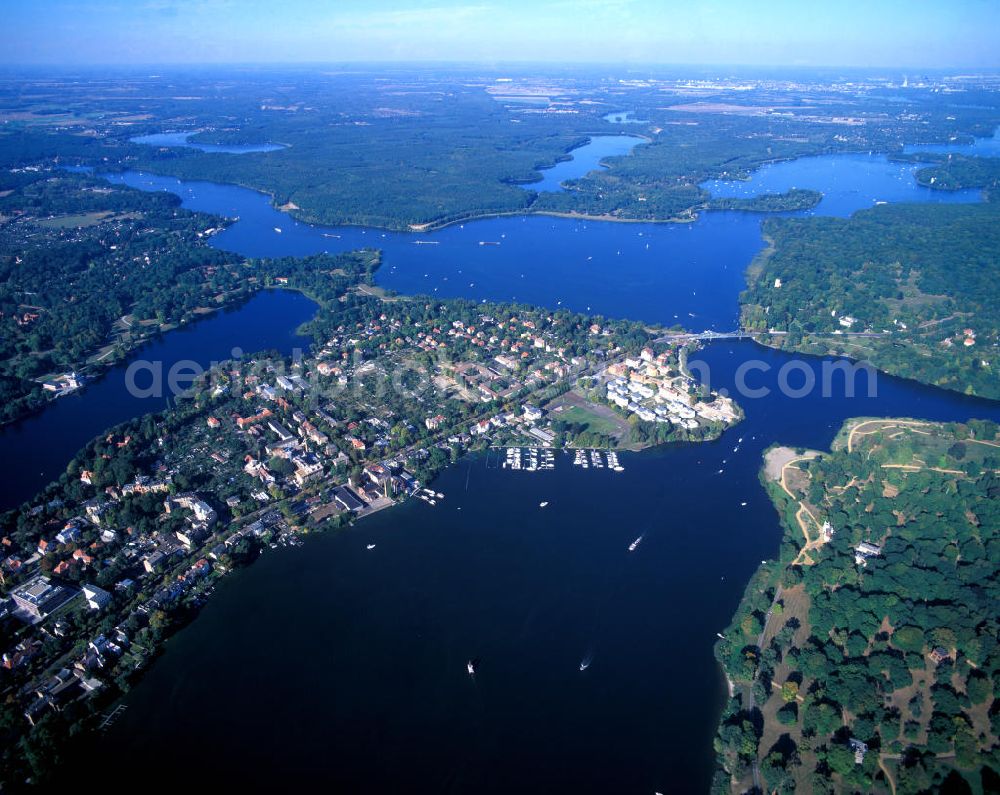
705 188 823 213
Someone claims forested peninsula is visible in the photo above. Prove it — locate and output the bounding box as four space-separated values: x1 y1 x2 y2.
741 187 1000 399
714 418 1000 794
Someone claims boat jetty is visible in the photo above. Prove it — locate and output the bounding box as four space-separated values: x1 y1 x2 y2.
572 449 624 472
416 487 443 506
503 447 555 472
495 447 625 473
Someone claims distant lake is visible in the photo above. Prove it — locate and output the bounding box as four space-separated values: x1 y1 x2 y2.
700 152 982 216
131 132 286 154
603 111 648 124
902 125 1000 156
523 135 643 192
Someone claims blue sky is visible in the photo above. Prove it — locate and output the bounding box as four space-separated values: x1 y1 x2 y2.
3 0 999 68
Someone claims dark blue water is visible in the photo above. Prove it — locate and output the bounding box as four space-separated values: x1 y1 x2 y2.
103 133 989 334
0 290 314 510
131 132 286 154
99 340 1000 794
376 215 760 327
522 134 644 191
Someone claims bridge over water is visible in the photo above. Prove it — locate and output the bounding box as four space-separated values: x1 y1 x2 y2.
653 329 782 343
654 329 887 343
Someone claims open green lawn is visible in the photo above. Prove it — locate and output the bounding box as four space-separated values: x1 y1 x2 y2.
35 211 113 228
555 404 624 437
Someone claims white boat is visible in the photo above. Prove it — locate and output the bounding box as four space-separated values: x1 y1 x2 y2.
274 227 282 233
539 501 549 508
467 660 476 675
579 658 591 672
628 535 643 552
366 544 376 550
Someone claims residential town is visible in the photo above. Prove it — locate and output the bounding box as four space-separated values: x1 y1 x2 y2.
0 297 743 743
603 345 740 430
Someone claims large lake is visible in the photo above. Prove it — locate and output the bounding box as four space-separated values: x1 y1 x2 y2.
131 131 286 154
10 131 1000 791
97 141 982 331
96 341 1000 793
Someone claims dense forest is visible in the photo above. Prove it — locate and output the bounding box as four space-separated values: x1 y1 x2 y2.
0 172 245 422
121 86 854 229
121 75 1000 229
714 419 1000 793
741 198 1000 398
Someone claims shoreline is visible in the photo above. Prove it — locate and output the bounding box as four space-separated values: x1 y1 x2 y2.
742 331 1000 404
406 206 701 233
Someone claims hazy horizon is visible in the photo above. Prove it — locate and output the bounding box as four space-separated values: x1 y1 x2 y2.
4 0 1000 70
2 60 998 74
